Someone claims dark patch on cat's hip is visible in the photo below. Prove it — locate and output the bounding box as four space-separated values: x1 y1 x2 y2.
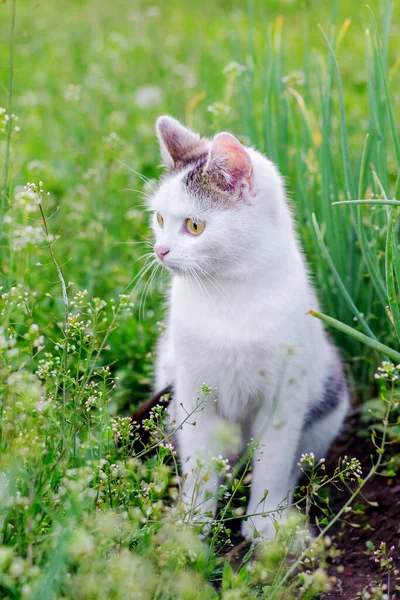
303 368 347 427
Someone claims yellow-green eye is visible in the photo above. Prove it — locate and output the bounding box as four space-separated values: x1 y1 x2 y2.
156 212 164 227
186 218 205 236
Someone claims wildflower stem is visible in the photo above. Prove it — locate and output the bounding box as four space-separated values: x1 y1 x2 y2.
80 305 120 392
135 396 208 460
39 202 69 428
38 204 70 333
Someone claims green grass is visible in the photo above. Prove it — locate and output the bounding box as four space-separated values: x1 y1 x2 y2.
0 0 400 598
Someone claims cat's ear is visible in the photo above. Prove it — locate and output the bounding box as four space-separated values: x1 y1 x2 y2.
205 132 253 193
156 116 206 169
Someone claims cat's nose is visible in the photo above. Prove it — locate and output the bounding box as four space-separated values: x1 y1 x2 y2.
154 245 170 261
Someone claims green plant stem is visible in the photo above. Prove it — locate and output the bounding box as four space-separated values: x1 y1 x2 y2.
333 199 400 206
367 4 400 169
310 309 400 363
312 213 378 341
39 202 70 429
385 207 400 342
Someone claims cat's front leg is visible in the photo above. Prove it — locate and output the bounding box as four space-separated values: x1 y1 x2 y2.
173 377 228 530
241 412 304 541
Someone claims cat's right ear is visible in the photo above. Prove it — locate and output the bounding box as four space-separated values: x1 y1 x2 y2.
156 116 206 169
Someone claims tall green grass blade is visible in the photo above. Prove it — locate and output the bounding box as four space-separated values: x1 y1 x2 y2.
310 310 400 363
357 133 370 203
334 199 400 206
319 25 355 201
353 222 387 306
385 206 400 342
312 213 378 341
334 194 388 306
367 4 400 169
394 165 400 199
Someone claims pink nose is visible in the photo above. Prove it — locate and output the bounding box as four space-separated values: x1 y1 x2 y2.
154 245 170 261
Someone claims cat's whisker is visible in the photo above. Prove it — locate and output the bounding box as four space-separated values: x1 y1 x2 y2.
137 263 160 322
126 252 156 271
120 188 151 200
124 198 152 213
137 258 159 288
144 263 161 303
132 252 156 265
196 264 227 292
116 241 153 249
142 262 161 321
116 160 151 184
189 265 216 310
124 256 158 294
154 260 167 290
186 265 203 300
194 264 230 304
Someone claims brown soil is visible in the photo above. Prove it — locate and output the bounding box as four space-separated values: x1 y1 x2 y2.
320 418 400 600
224 415 400 599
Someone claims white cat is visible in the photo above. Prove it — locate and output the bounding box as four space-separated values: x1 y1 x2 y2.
149 115 349 540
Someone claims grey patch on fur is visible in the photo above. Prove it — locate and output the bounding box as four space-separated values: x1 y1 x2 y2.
159 152 207 185
159 151 235 210
186 156 229 200
161 141 249 210
182 154 245 211
173 150 209 173
175 152 208 173
303 364 347 427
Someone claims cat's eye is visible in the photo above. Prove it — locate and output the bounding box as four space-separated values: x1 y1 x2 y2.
186 218 205 236
156 212 164 227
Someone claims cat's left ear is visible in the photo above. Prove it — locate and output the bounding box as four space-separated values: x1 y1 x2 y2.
205 133 253 193
156 115 207 169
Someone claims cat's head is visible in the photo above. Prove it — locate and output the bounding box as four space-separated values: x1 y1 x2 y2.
149 116 288 279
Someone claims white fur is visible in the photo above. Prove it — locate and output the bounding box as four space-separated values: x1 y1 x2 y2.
150 121 349 540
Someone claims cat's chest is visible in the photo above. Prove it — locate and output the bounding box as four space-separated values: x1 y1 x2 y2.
169 279 312 419
171 284 267 349
171 304 284 419
170 280 288 379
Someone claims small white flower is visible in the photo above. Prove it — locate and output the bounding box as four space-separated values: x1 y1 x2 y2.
12 225 45 251
207 102 231 117
298 452 315 469
222 61 246 76
64 83 82 102
134 85 163 109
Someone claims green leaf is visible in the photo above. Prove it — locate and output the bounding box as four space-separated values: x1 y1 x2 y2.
385 207 400 343
312 213 378 341
333 199 400 206
309 310 400 363
366 540 375 551
222 561 234 592
367 5 400 169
